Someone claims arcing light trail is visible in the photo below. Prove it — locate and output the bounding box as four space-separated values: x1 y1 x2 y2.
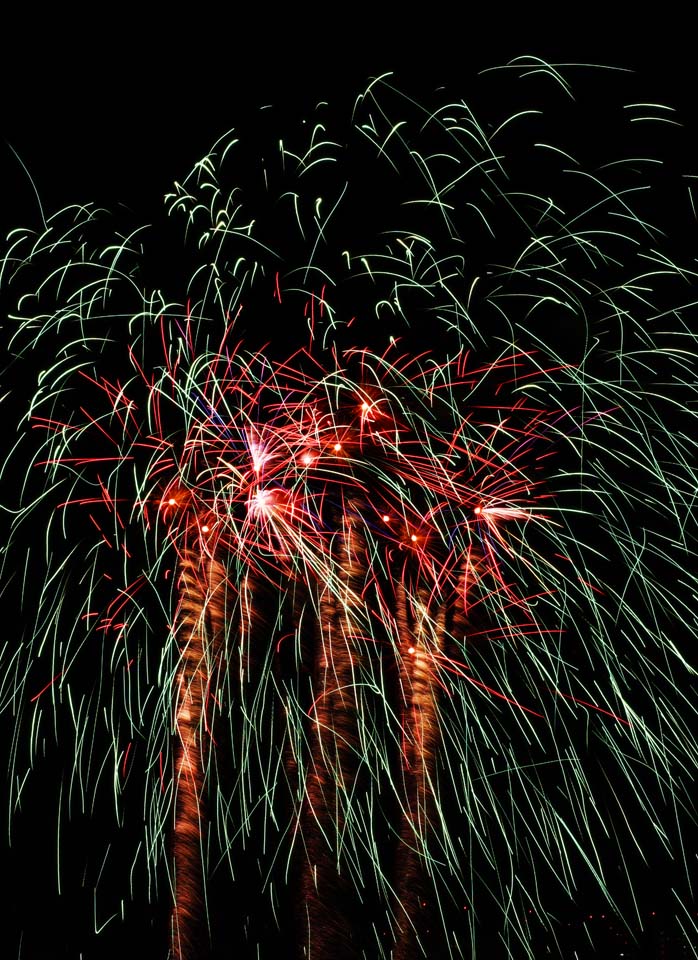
2 60 698 958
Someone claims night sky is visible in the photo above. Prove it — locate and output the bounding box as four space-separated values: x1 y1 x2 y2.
2 15 697 960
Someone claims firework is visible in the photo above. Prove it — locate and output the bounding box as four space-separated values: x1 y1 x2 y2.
2 61 697 959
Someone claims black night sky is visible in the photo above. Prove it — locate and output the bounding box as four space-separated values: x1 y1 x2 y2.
2 13 697 960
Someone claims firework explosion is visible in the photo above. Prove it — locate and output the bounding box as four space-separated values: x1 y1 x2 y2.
2 61 698 958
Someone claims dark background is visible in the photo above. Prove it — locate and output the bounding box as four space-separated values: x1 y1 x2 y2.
2 12 696 959
1 15 696 236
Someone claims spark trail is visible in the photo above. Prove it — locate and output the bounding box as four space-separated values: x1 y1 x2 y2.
171 549 226 960
1 60 698 959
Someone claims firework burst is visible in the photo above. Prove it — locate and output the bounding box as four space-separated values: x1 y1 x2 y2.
2 60 697 958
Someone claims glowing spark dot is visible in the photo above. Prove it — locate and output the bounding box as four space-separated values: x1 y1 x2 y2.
410 534 418 542
333 442 342 452
248 488 275 519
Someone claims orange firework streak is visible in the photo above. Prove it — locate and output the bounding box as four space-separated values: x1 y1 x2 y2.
299 505 365 959
171 548 227 960
393 583 446 960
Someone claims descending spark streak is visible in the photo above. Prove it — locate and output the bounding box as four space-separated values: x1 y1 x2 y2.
394 587 445 960
171 548 226 960
300 507 365 959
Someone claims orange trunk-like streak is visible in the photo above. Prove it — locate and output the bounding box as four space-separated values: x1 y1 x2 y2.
300 507 364 959
393 585 445 960
171 550 226 960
